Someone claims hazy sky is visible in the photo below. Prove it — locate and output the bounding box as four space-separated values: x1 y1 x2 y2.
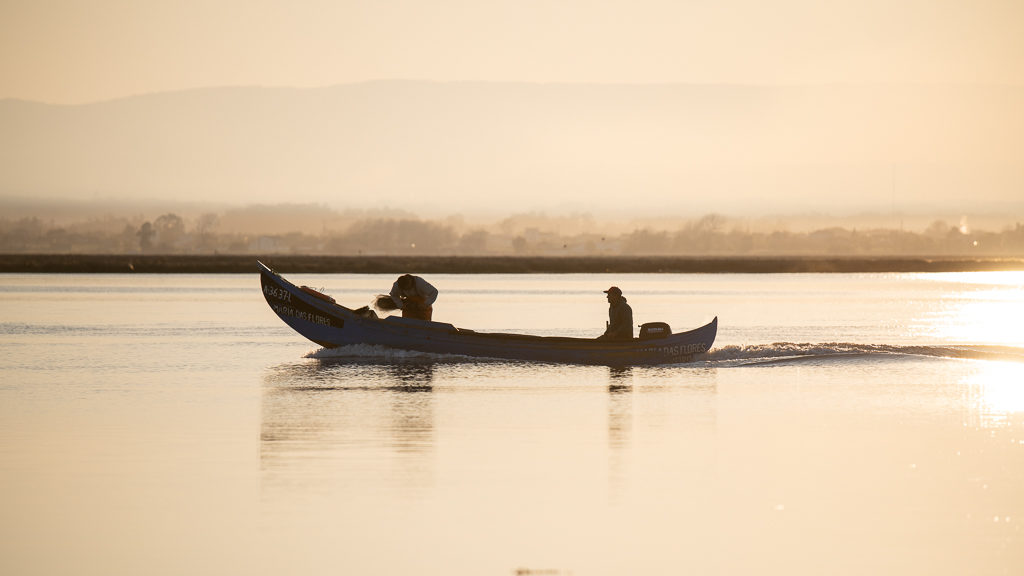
2 1 1022 221
2 0 1023 104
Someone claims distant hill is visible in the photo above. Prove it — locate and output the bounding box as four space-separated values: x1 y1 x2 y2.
1 81 1022 216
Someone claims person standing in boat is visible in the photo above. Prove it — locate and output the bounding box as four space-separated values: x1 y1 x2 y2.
389 274 438 321
599 286 633 340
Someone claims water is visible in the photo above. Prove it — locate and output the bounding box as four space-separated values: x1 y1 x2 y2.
2 271 1023 575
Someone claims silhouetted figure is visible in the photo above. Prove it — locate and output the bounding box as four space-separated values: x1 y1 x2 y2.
388 274 438 321
598 286 633 340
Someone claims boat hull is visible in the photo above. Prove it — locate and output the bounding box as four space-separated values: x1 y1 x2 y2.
259 261 716 366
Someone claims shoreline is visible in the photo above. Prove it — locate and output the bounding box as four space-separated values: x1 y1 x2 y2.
2 254 1023 274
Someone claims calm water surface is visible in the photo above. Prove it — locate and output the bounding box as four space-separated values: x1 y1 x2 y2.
1 272 1023 575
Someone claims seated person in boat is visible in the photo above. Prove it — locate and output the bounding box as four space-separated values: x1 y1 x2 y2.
598 286 634 340
388 274 438 321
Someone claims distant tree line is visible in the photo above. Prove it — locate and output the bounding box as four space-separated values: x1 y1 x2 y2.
2 212 1023 257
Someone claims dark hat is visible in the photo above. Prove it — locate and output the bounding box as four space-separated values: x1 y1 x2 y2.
603 286 622 296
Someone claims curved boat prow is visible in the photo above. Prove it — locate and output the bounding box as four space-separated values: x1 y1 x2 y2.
258 260 354 347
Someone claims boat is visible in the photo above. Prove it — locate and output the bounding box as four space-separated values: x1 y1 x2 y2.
258 261 717 366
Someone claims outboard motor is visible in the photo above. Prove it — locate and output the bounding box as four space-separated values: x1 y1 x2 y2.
638 322 671 339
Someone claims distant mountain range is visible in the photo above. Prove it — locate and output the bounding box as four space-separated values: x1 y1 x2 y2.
2 81 1022 216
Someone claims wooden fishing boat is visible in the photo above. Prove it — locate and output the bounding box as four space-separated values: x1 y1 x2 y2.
258 261 716 365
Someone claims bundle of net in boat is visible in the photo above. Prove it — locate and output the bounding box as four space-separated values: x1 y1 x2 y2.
372 294 399 315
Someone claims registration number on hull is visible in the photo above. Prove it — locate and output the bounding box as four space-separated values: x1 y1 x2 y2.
641 342 709 357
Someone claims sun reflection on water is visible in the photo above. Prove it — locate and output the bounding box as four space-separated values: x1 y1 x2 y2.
963 361 1024 428
918 271 1024 347
927 271 1024 288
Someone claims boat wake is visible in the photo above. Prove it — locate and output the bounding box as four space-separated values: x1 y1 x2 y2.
703 343 1024 366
